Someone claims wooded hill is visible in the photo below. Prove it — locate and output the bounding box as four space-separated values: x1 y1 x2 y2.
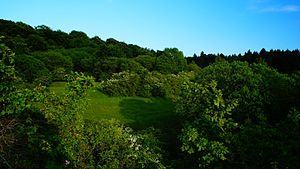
1 19 300 84
1 19 300 168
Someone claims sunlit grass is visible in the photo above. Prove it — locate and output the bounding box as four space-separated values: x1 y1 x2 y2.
49 82 178 130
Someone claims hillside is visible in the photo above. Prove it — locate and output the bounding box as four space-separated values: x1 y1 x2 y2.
1 19 300 85
1 19 300 169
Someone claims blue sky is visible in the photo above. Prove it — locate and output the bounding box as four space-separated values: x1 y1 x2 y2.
1 0 300 56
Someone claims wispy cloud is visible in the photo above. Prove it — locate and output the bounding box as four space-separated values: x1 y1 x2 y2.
262 5 300 12
248 0 300 13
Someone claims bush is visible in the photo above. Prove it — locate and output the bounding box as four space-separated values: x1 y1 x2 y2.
142 72 166 97
192 61 300 168
99 71 194 98
14 54 50 83
84 119 165 169
99 71 141 96
196 61 264 123
32 50 73 72
176 81 237 168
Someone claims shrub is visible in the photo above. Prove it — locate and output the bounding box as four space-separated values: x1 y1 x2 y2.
196 61 264 123
99 71 194 98
84 119 165 169
99 71 141 96
176 81 237 168
14 54 50 83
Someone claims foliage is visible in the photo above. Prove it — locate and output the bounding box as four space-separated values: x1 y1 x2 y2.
14 54 50 83
42 74 165 168
0 39 17 96
2 18 300 168
93 57 145 80
41 73 165 168
61 47 97 73
187 49 300 73
32 50 73 72
50 82 178 169
1 41 57 168
0 39 18 139
230 114 300 169
176 81 237 168
84 119 165 169
186 62 201 72
26 34 48 51
196 61 265 123
156 48 187 74
140 71 166 97
2 19 300 80
250 63 295 123
99 71 194 98
191 61 300 168
1 42 165 168
99 71 142 96
196 61 297 124
141 71 193 98
32 50 73 81
134 55 156 71
69 30 90 48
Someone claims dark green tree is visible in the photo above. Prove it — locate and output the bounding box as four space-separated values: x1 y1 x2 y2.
69 30 90 48
156 48 187 74
15 54 49 83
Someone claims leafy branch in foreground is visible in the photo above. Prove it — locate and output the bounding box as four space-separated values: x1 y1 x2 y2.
176 81 237 168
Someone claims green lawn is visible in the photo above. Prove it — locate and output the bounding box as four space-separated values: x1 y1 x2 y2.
49 82 178 130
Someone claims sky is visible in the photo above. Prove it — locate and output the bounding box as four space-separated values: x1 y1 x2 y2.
1 0 300 56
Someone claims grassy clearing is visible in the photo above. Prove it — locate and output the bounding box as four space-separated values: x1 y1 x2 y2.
50 82 181 161
49 82 179 130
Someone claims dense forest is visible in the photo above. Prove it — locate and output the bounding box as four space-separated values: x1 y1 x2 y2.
1 19 300 168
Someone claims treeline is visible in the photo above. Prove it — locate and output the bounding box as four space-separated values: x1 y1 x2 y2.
1 19 300 85
0 19 189 84
187 49 300 73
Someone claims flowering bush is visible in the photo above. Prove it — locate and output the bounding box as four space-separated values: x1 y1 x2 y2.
99 71 141 96
98 71 195 98
84 119 165 169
